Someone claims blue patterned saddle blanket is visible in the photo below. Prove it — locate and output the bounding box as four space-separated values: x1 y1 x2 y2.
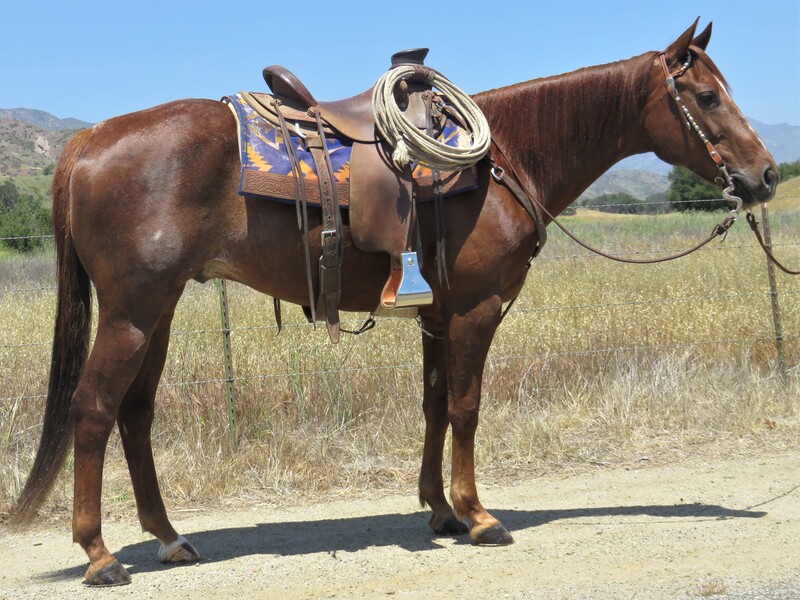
223 92 477 207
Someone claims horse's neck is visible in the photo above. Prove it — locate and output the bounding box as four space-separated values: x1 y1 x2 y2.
476 53 654 215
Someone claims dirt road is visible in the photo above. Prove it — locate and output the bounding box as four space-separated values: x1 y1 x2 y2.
2 449 798 599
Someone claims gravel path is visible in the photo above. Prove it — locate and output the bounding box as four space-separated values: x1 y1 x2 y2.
2 449 798 599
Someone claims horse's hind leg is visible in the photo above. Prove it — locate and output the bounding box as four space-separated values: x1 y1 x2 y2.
71 285 192 585
117 306 200 564
71 299 180 586
418 317 469 536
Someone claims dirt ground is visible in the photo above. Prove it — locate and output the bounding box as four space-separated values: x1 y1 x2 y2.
1 449 798 599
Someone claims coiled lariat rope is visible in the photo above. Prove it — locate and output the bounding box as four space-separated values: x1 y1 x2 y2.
372 65 491 171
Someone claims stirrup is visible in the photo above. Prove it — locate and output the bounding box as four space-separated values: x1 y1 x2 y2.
381 252 433 309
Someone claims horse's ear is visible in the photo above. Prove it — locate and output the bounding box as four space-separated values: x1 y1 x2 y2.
664 17 700 66
691 22 712 51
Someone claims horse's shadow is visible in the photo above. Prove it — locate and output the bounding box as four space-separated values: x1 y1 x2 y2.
37 501 767 582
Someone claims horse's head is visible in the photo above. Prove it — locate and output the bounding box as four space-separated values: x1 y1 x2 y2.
643 20 778 207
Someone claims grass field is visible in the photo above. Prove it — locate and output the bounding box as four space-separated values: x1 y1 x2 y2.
1 187 798 521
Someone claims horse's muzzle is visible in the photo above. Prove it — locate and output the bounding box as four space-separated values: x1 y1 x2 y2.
732 165 778 206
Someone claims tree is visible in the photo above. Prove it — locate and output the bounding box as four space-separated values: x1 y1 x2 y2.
779 160 800 182
0 178 52 252
667 166 728 212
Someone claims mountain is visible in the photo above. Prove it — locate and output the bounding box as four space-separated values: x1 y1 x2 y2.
580 169 669 200
0 109 93 177
748 119 800 165
0 106 797 194
0 108 93 131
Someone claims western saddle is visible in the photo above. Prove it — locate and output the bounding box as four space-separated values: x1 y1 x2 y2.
259 48 431 142
238 49 476 343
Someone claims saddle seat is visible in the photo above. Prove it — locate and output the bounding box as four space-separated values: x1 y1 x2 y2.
260 48 432 142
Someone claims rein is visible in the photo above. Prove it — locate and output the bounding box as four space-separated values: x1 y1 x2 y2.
746 212 800 275
487 152 738 268
493 49 798 273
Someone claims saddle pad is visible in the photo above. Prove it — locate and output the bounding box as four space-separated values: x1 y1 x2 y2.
224 93 352 206
223 93 478 207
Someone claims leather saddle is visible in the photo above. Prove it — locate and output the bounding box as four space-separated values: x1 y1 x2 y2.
259 48 431 142
236 49 478 341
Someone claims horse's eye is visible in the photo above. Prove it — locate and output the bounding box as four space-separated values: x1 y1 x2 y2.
696 91 719 109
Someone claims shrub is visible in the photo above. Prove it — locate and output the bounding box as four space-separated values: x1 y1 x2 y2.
0 178 52 252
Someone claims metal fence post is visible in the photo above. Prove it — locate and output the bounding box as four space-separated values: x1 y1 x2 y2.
215 278 237 442
759 204 788 381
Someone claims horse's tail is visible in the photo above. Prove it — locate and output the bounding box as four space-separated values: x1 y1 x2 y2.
9 128 95 527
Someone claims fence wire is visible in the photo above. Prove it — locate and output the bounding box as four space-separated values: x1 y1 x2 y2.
2 195 799 410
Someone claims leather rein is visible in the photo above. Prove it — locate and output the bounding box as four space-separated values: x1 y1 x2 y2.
490 50 799 275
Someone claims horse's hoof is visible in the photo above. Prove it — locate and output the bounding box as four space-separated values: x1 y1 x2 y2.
431 516 470 536
84 560 131 586
474 524 515 546
159 535 201 563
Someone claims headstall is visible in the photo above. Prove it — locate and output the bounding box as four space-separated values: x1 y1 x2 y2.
658 51 742 215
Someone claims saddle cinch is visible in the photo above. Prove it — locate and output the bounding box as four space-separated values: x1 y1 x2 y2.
225 49 479 342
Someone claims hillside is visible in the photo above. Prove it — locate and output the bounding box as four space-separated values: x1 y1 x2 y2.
771 173 800 211
0 118 82 177
580 169 668 201
0 108 93 177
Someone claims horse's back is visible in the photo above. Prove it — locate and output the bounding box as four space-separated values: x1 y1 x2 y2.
73 99 238 184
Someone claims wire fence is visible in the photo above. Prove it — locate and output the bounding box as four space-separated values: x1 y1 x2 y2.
1 196 799 428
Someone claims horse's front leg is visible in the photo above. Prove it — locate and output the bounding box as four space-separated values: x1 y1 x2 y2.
446 295 514 545
418 316 469 536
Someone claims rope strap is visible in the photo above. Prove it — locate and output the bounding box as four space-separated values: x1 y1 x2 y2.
372 66 491 171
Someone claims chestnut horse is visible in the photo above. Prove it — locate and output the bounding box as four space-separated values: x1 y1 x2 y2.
11 21 777 585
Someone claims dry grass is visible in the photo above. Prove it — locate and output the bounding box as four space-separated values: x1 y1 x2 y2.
1 190 799 521
692 578 728 597
772 176 800 211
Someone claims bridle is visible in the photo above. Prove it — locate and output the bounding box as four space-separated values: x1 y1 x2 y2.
491 47 799 276
660 50 800 275
658 51 742 215
489 48 742 268
481 44 800 328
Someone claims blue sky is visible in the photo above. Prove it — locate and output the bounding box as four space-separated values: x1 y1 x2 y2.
1 0 798 126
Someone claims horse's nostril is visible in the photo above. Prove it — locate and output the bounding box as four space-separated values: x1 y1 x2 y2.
764 167 778 190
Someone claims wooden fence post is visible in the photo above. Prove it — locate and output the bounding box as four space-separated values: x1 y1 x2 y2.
215 278 237 443
759 204 788 381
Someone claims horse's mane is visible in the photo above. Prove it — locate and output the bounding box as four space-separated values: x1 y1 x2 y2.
473 47 728 202
473 52 653 195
